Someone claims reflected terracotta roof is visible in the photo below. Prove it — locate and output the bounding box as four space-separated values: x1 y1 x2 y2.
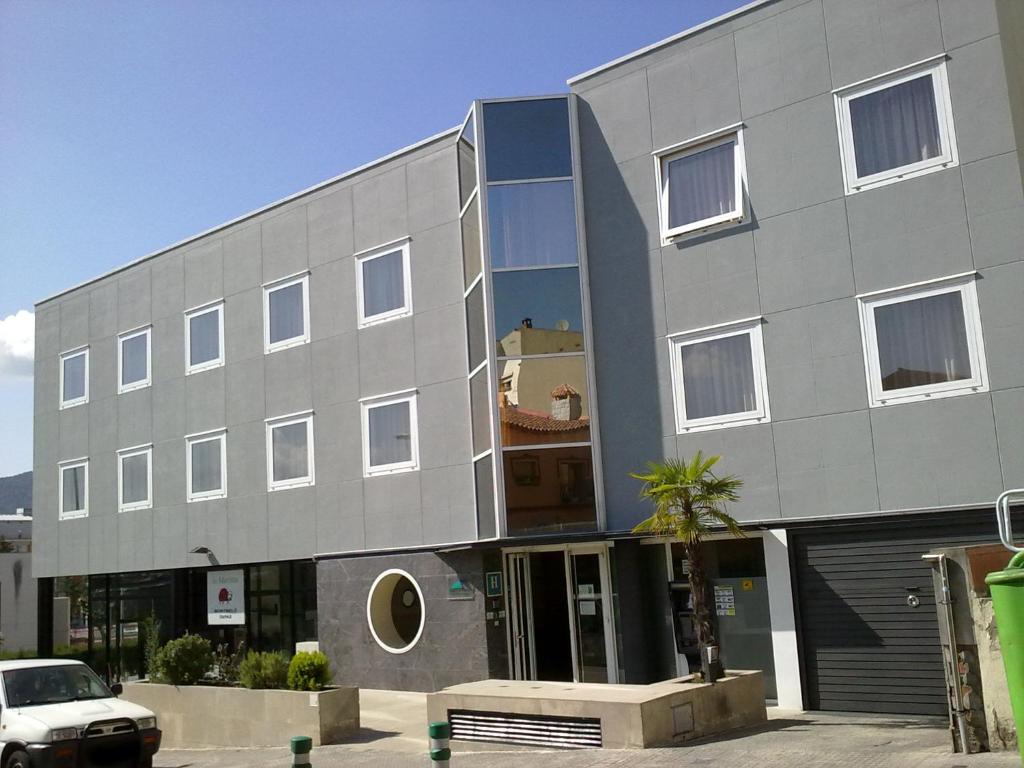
550 383 580 398
501 406 590 433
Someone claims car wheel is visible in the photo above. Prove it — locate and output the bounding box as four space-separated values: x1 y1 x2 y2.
6 750 30 768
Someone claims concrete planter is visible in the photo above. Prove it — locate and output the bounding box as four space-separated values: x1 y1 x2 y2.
122 682 359 748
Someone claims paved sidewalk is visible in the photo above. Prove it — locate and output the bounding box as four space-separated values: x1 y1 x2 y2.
156 704 1021 768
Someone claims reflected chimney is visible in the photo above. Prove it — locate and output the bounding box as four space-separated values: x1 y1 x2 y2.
551 383 582 421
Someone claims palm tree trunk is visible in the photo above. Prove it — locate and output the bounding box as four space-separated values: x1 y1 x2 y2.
685 539 717 652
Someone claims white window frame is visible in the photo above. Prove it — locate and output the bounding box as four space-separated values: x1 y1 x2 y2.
59 346 89 409
184 300 225 375
355 237 413 328
668 316 770 434
186 428 227 502
58 458 89 520
117 326 152 394
265 411 315 491
263 272 311 354
360 390 420 477
653 123 746 245
834 55 958 195
117 444 153 513
857 272 987 408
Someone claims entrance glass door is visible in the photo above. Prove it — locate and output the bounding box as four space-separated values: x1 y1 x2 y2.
507 553 536 680
569 552 609 683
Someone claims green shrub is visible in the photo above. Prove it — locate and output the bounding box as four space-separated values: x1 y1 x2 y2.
287 651 331 691
141 613 163 679
238 650 289 690
151 634 214 685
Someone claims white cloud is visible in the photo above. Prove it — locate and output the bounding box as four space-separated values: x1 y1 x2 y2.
0 310 34 378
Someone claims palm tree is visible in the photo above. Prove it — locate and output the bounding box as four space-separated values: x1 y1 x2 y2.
631 452 743 675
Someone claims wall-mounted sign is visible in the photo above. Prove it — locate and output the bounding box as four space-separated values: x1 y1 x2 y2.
714 585 736 617
741 579 754 592
485 571 503 598
207 569 245 625
447 574 474 600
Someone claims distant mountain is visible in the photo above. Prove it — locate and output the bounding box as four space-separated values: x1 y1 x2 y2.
0 472 31 515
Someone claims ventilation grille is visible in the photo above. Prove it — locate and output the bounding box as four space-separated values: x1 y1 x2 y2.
448 709 602 749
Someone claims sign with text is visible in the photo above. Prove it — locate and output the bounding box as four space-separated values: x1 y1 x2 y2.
207 569 245 625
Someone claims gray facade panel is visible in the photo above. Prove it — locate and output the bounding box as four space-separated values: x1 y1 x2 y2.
225 355 265 426
352 166 409 253
116 266 152 333
409 221 463 314
309 258 355 340
993 387 1024 487
948 35 1018 165
222 225 262 297
184 240 224 310
939 0 1000 51
89 281 118 341
223 288 263 364
151 252 184 320
870 394 1003 510
308 187 354 268
261 207 309 284
357 319 416 397
310 334 360 410
977 260 1024 391
263 343 312 418
963 152 1024 270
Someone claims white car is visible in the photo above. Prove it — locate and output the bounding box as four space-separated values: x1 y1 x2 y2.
0 660 160 768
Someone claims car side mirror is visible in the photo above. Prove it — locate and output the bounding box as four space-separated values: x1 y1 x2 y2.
110 683 123 697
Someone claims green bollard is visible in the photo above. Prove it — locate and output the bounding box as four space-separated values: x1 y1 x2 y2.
428 721 451 767
985 551 1024 765
290 735 313 768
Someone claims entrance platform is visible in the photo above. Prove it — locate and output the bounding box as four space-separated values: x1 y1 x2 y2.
426 671 766 749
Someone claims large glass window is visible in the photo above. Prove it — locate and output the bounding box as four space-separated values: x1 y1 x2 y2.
836 59 957 194
118 327 151 393
470 368 491 457
482 98 572 182
361 393 419 476
461 194 482 289
187 430 226 502
60 347 89 408
59 459 88 520
669 318 770 433
493 268 584 357
466 282 487 372
263 274 310 353
503 446 597 536
458 110 477 210
356 240 412 327
859 275 987 407
186 302 224 374
266 413 315 490
487 181 579 269
498 356 590 447
118 445 152 512
474 456 495 539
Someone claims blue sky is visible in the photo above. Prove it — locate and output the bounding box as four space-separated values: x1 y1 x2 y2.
0 0 746 477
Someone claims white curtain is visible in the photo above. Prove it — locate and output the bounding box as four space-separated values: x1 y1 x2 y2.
681 334 756 420
850 74 941 177
269 283 305 343
62 467 84 512
191 440 222 493
874 291 970 391
122 454 148 504
273 422 308 481
189 311 220 365
369 402 412 466
667 141 735 229
488 180 579 268
363 250 405 317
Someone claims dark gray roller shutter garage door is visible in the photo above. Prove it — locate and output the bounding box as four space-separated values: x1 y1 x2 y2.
793 511 1010 716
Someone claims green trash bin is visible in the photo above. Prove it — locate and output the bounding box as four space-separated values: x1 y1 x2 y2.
985 550 1024 763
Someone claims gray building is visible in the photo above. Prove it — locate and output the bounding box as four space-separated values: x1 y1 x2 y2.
0 511 37 653
33 0 1024 716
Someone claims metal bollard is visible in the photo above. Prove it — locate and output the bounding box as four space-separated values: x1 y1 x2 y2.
428 721 451 767
290 735 312 768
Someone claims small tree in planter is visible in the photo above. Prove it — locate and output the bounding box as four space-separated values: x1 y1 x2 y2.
631 452 743 682
287 651 331 691
151 633 214 685
238 651 289 690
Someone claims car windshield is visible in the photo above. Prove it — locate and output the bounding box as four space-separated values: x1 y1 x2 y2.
3 665 112 707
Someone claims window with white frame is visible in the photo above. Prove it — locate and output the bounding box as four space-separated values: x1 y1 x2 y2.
361 392 419 476
59 459 88 520
185 301 224 374
654 125 745 243
356 239 412 327
669 317 770 433
118 326 151 393
263 273 310 353
835 56 958 194
118 445 153 512
186 430 227 502
266 412 315 491
858 273 987 407
60 347 89 408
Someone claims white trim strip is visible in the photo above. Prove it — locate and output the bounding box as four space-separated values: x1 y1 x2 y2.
652 122 746 157
832 52 950 95
184 426 228 440
264 409 314 423
262 269 311 288
855 270 977 300
501 441 593 452
352 235 412 259
117 322 152 338
58 456 90 466
485 176 574 187
567 0 775 85
666 314 764 339
358 387 418 403
116 442 153 454
184 297 226 315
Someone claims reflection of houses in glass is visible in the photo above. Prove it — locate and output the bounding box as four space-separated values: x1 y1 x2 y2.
497 320 583 357
500 383 590 447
